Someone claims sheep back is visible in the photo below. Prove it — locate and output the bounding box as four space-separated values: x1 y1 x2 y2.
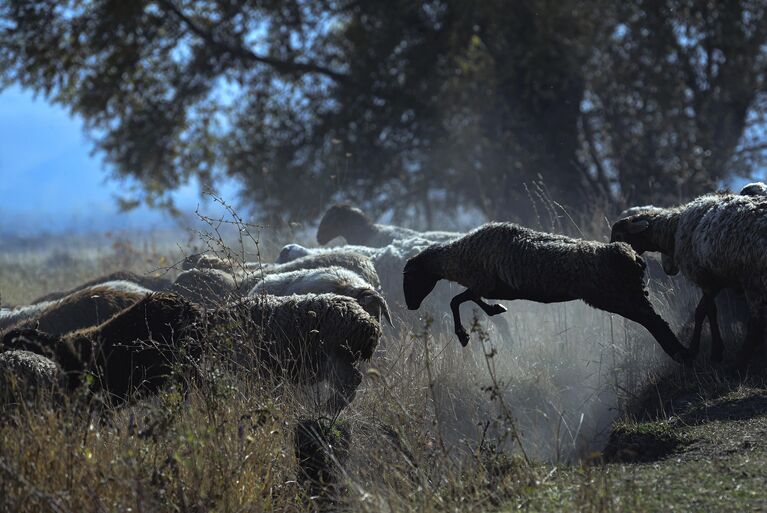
246 294 381 374
6 286 146 337
675 194 767 290
32 271 171 303
171 268 239 308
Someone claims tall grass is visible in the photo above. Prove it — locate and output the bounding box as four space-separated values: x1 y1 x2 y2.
0 196 726 512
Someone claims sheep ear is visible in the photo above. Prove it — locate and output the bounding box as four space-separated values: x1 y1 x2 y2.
380 300 394 328
360 291 394 327
625 219 650 234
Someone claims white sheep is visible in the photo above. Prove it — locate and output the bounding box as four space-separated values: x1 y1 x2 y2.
241 250 381 293
249 266 392 326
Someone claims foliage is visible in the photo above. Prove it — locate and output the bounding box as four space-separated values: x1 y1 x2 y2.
1 0 766 223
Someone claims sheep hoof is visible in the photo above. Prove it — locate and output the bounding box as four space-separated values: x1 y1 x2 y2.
456 328 470 347
486 304 507 316
672 349 695 365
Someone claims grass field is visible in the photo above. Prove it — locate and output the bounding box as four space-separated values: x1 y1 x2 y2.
1 227 766 512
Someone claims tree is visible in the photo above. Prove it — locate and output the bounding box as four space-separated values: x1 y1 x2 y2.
585 0 767 207
2 0 765 227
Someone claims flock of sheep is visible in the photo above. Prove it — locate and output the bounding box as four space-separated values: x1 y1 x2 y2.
1 182 766 415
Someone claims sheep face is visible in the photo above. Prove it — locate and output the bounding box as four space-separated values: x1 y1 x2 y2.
356 289 394 327
610 216 659 254
402 259 440 310
277 244 308 264
316 204 370 245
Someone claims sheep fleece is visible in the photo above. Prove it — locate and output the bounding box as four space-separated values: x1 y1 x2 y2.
674 194 767 292
424 222 647 304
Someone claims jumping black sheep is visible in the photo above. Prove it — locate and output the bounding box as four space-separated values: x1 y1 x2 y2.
403 222 690 362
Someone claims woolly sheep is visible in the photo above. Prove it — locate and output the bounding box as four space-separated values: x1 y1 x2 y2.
3 293 202 401
618 181 767 278
0 350 64 408
32 271 171 303
249 266 392 326
2 286 147 337
1 281 152 333
611 193 767 363
404 222 689 362
242 251 381 292
276 242 379 263
316 204 461 247
0 300 58 333
212 293 383 412
171 268 239 308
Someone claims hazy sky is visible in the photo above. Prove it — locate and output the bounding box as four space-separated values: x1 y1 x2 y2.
0 86 231 235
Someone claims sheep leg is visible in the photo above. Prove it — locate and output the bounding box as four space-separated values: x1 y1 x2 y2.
705 296 724 363
473 298 507 316
688 295 710 357
325 359 363 414
736 302 766 369
601 299 691 362
450 289 475 347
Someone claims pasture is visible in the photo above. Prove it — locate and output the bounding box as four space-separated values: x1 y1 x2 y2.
2 223 765 512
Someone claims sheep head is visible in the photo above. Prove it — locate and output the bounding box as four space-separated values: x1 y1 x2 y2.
740 182 767 197
610 215 659 254
402 256 440 310
316 204 372 245
276 244 309 264
356 289 394 327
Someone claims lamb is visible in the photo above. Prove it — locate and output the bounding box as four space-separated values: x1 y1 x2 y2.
2 285 147 337
0 350 64 408
213 293 383 412
242 251 381 292
3 292 202 401
32 271 172 303
316 204 461 247
611 193 767 363
249 266 392 326
403 222 689 362
171 268 239 308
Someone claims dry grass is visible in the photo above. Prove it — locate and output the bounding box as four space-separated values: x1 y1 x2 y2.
0 205 759 512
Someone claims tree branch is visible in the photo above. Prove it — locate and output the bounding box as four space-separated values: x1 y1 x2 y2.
157 0 350 83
